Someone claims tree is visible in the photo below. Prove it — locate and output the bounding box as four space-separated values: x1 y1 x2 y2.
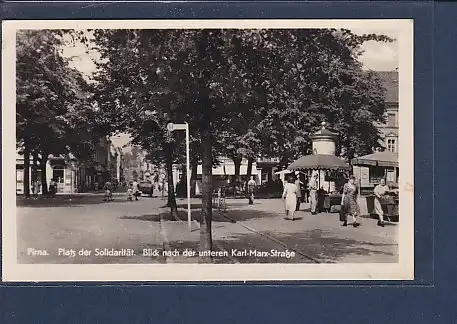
90 29 252 259
88 28 392 262
232 29 393 164
90 30 185 219
16 30 102 197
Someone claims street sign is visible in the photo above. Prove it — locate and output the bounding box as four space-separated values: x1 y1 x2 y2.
167 123 187 132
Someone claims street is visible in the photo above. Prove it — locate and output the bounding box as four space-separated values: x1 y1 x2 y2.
17 194 398 264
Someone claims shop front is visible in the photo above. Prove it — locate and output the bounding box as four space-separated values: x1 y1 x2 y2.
49 158 78 194
193 158 262 196
351 151 399 219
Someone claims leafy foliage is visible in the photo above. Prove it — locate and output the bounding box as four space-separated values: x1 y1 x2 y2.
16 30 102 161
87 28 393 253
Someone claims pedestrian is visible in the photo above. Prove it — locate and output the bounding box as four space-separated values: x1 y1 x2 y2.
294 171 303 211
374 178 390 227
103 180 113 202
126 187 133 201
282 175 298 221
247 176 256 205
132 179 139 201
49 178 57 197
341 176 361 227
308 173 319 215
31 179 39 198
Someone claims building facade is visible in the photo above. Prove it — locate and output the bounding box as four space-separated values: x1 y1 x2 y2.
107 143 124 184
375 71 399 153
16 136 116 194
350 70 400 191
171 156 283 195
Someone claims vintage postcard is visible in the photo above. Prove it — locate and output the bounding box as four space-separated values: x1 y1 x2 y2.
2 19 414 282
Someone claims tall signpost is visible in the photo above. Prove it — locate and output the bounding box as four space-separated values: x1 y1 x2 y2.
167 122 191 230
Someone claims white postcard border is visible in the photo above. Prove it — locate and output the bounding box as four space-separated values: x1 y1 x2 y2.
2 19 414 282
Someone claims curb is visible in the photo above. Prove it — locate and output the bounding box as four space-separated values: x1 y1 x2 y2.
158 207 175 263
160 206 239 264
176 208 240 264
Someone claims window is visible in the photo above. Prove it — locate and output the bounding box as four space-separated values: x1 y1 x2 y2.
16 169 24 183
387 138 397 153
53 169 64 183
387 170 395 182
387 113 396 127
262 173 267 182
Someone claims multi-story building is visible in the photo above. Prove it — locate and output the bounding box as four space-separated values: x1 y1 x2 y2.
351 71 400 190
375 71 399 153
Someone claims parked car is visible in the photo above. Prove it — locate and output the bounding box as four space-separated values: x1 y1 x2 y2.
138 181 154 197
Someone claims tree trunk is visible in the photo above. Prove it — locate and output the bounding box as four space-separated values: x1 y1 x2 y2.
32 150 38 194
23 142 31 198
40 152 48 195
196 33 213 262
165 144 179 219
190 158 198 197
199 106 213 263
246 157 254 179
233 155 242 197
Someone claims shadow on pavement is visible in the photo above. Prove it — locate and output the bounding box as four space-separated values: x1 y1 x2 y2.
175 209 279 222
119 214 161 222
275 229 397 263
16 195 135 208
176 202 250 210
164 227 397 264
120 208 278 223
119 209 182 222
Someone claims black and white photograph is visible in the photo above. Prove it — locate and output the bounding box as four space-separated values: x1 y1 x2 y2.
2 20 414 281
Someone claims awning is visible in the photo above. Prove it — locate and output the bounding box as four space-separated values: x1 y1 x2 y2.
274 169 293 175
351 151 398 168
287 154 350 171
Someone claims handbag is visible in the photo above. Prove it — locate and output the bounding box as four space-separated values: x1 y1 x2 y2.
339 203 347 221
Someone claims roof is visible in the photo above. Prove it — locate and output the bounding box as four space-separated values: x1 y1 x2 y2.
274 169 293 175
310 121 338 139
311 128 337 137
351 151 398 167
287 154 350 171
374 71 398 103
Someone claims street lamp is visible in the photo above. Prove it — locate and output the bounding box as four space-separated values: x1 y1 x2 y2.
167 122 191 230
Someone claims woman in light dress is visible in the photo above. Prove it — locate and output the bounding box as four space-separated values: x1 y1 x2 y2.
341 176 361 227
374 178 390 227
282 175 299 221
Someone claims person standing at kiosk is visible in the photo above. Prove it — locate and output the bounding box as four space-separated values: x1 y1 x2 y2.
374 178 390 227
308 173 319 215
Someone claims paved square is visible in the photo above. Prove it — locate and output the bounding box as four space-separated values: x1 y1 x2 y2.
16 195 398 264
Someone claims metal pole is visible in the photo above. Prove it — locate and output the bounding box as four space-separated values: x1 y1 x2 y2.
186 123 191 230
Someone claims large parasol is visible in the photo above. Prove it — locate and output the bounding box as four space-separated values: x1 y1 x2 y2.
287 154 351 171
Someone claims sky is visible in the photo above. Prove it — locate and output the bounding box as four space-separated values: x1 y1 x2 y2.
61 28 398 150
